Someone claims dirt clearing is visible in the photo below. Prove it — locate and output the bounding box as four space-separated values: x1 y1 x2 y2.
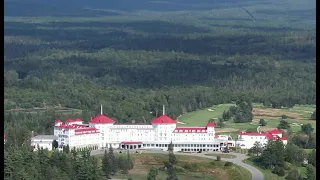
252 108 302 119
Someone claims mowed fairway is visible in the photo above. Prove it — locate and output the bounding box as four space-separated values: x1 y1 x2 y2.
177 103 316 137
177 104 234 126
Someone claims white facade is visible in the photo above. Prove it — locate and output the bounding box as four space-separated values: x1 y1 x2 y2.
53 106 225 152
234 129 287 149
31 135 58 151
52 106 287 152
54 119 101 150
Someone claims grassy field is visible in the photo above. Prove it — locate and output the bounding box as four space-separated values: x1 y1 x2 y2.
233 149 249 154
98 153 252 180
204 153 237 159
177 103 316 138
177 104 234 126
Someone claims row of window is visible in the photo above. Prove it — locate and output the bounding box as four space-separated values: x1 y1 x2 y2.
141 143 220 148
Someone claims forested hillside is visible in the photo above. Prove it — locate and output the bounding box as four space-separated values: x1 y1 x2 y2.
4 0 316 134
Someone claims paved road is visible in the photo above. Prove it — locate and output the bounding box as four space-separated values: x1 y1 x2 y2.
91 149 264 180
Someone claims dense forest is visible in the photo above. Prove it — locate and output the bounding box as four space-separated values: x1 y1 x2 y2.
4 0 316 134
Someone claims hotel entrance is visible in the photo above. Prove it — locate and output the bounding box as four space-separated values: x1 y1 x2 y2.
120 141 142 149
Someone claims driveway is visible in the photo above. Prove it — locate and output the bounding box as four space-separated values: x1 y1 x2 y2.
91 150 264 180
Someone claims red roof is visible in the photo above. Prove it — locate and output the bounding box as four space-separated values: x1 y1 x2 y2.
174 127 207 133
266 133 277 140
206 121 216 127
281 137 288 140
268 129 282 135
74 128 99 135
55 124 87 129
90 114 115 124
74 128 98 132
120 141 142 145
150 115 177 124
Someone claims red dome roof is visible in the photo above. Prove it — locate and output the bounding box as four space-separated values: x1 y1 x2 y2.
150 115 177 124
206 121 216 127
268 129 282 135
90 114 115 124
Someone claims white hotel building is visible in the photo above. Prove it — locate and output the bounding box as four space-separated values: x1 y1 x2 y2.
53 106 287 152
54 106 226 152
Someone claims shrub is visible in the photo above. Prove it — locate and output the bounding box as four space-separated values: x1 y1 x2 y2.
283 162 291 170
225 162 233 167
158 167 165 171
175 166 186 173
278 169 285 176
210 161 216 166
216 156 221 161
272 166 281 174
182 163 198 171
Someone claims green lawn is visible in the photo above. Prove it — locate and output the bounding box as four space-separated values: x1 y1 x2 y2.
204 153 237 159
233 149 248 154
177 103 316 133
177 104 234 126
113 167 218 180
279 104 316 119
303 149 315 153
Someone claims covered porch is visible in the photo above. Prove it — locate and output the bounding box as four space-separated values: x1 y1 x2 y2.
120 141 143 149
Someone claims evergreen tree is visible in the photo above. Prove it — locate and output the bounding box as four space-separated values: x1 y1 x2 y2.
232 95 253 123
301 123 314 134
284 142 305 165
166 163 178 180
102 150 112 178
217 118 225 128
259 119 267 126
165 141 178 180
306 164 316 180
307 149 316 167
118 155 129 175
310 111 316 120
65 145 70 154
222 110 231 121
168 142 177 165
285 169 300 180
278 120 290 129
260 139 285 169
109 146 118 173
147 167 159 180
52 140 59 150
127 151 134 170
248 141 263 156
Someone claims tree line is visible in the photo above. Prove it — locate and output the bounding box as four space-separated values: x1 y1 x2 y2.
248 139 316 180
